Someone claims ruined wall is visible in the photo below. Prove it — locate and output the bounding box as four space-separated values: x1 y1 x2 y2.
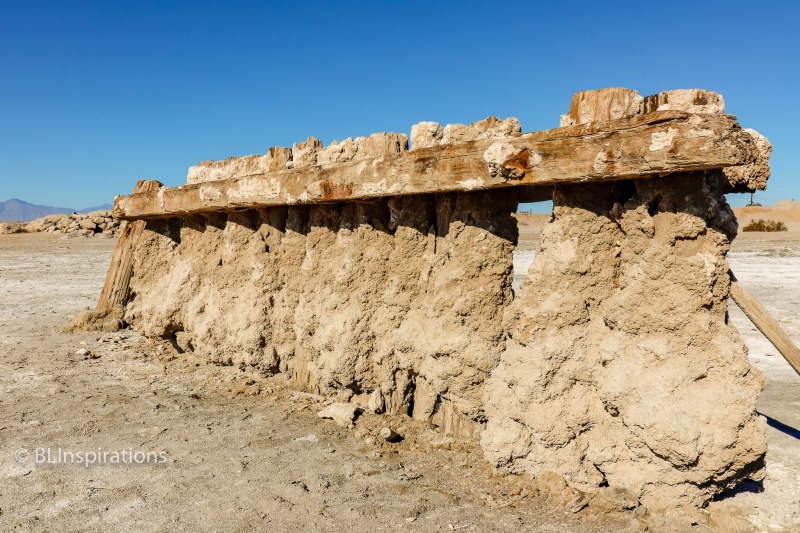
126 189 517 435
482 171 766 509
128 116 524 434
115 88 773 509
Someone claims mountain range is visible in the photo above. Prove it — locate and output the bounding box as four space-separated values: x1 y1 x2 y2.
0 199 114 222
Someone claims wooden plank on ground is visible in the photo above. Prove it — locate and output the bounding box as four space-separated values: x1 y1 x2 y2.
729 270 800 377
114 111 756 220
97 180 163 310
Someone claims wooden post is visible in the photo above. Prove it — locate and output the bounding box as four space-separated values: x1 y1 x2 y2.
96 180 163 310
729 270 800 376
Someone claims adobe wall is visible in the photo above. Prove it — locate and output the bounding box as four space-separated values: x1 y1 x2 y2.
126 189 517 437
126 115 525 437
115 88 772 509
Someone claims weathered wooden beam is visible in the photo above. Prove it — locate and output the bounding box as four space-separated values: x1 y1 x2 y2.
729 271 800 377
516 185 554 204
97 180 163 310
114 111 755 220
561 88 769 192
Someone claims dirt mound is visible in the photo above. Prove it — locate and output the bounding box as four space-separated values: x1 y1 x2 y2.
61 305 126 333
513 212 550 228
0 222 30 234
734 201 800 231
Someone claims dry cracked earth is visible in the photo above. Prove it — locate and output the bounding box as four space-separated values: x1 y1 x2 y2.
1 225 799 532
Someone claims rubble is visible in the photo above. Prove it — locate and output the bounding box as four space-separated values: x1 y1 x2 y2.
380 427 402 442
0 222 29 234
317 403 362 428
62 305 126 333
25 211 122 237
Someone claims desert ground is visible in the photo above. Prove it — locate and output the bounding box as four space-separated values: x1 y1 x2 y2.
1 208 799 532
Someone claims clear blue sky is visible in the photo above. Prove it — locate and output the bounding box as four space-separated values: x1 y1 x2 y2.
0 0 797 211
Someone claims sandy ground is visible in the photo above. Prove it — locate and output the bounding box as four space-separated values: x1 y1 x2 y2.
733 202 800 232
1 225 799 532
721 231 800 531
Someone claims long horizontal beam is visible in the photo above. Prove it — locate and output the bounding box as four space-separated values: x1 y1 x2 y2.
114 111 756 220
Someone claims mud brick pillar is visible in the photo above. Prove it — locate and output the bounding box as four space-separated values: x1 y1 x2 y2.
481 89 768 509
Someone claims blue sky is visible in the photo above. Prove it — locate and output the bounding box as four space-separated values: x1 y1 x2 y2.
0 0 797 211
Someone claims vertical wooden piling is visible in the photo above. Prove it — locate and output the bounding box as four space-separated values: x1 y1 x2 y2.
96 180 163 310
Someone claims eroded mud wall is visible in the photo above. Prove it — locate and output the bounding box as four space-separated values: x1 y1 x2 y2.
482 171 766 508
126 190 517 435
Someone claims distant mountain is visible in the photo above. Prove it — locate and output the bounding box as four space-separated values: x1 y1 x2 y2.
0 199 73 222
0 199 114 222
77 203 113 214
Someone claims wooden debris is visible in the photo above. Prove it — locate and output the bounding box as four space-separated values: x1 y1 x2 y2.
559 87 643 126
379 427 402 442
729 270 800 376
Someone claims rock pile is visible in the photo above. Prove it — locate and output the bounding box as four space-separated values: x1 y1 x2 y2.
28 211 122 237
0 222 29 234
